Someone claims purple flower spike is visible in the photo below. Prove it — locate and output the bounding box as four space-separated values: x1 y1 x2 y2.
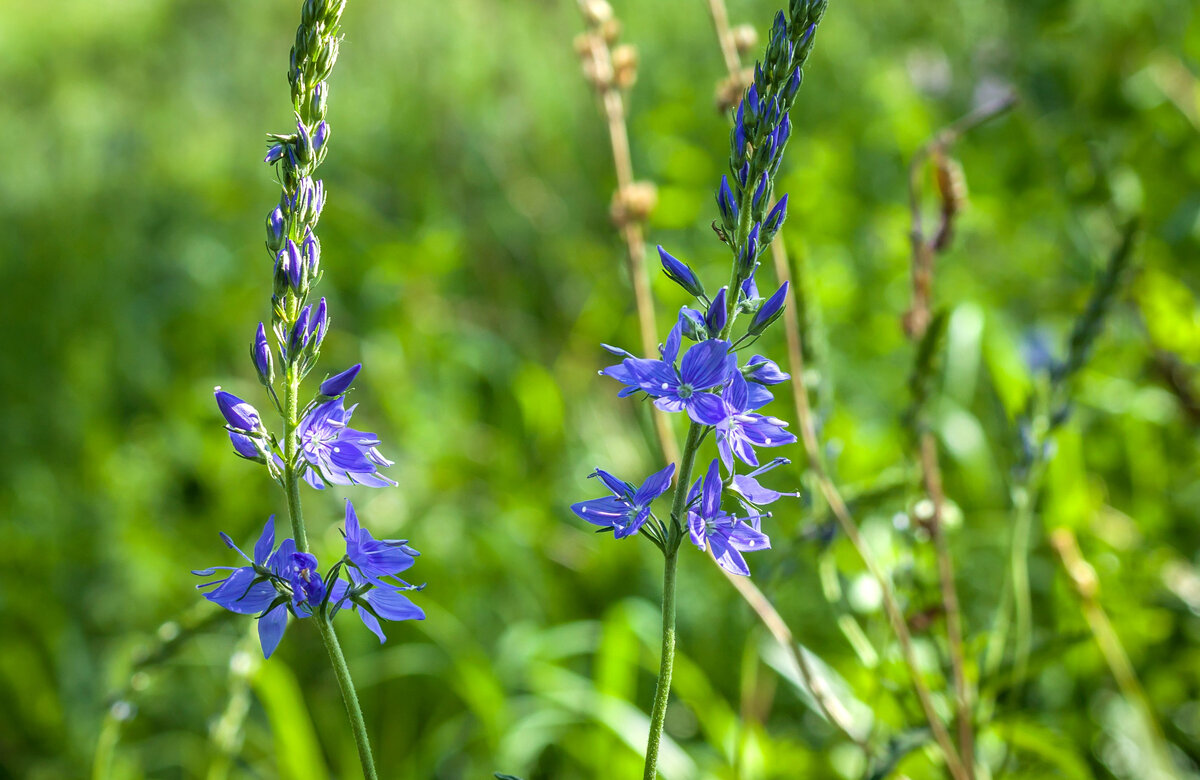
215 389 261 431
686 459 771 576
320 364 361 398
297 398 396 488
571 463 675 539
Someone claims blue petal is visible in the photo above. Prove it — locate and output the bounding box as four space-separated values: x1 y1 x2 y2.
357 607 388 643
701 459 722 519
687 393 727 426
680 340 733 390
366 588 425 622
254 516 275 566
632 462 676 507
258 606 288 658
571 496 630 526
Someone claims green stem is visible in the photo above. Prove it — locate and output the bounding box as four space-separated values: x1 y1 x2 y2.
282 368 378 780
643 422 705 779
643 549 679 780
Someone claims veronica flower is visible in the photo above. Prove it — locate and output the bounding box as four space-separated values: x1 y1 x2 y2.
343 499 419 587
330 566 425 643
601 326 735 423
694 371 796 468
743 355 789 385
728 457 799 507
571 463 676 539
297 398 397 488
686 459 771 576
192 516 294 658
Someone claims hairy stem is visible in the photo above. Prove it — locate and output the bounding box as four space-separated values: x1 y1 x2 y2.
282 369 377 780
643 549 679 780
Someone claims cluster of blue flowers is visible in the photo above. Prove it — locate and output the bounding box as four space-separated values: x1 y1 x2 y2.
194 503 423 657
195 0 422 659
571 0 827 577
572 272 797 576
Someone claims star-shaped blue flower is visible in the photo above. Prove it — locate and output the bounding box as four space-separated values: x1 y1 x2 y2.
571 463 676 539
692 370 796 468
600 325 735 423
298 397 397 488
686 459 771 576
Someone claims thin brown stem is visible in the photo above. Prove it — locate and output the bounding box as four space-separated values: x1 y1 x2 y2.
1051 529 1178 778
580 10 680 467
921 432 974 776
705 0 742 75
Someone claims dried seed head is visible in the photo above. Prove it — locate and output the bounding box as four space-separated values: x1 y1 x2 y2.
573 32 593 56
732 24 759 54
601 18 622 45
612 44 638 89
582 0 613 26
610 181 658 227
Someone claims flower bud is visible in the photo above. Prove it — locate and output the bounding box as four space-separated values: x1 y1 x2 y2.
749 281 789 335
738 222 760 273
290 306 311 355
657 246 705 298
312 120 330 154
302 229 321 280
309 81 329 120
716 175 738 234
706 287 728 337
751 172 769 215
284 239 303 292
678 307 708 342
311 180 326 223
214 389 261 431
763 194 788 240
320 363 361 398
264 144 286 164
229 432 263 461
309 297 328 347
296 116 314 164
274 247 293 297
265 207 286 253
744 355 790 385
252 322 273 385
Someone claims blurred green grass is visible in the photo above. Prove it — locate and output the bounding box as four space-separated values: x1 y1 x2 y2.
0 0 1198 777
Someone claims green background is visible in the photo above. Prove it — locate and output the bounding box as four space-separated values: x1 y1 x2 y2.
1 0 1198 777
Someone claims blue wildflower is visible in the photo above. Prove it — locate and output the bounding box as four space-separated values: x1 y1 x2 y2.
329 566 424 643
571 463 676 539
215 389 262 432
192 516 293 658
686 459 771 576
692 371 796 468
343 499 419 587
728 457 798 507
602 330 735 422
297 398 397 488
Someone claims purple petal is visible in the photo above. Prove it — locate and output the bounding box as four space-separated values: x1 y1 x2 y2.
258 606 288 658
632 462 676 507
680 340 733 390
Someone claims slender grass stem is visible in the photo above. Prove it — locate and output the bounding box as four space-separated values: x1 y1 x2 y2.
282 369 377 780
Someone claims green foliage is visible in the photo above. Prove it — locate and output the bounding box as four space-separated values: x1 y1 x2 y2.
0 0 1197 778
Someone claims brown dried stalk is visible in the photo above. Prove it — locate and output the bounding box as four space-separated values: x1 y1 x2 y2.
904 90 1017 779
